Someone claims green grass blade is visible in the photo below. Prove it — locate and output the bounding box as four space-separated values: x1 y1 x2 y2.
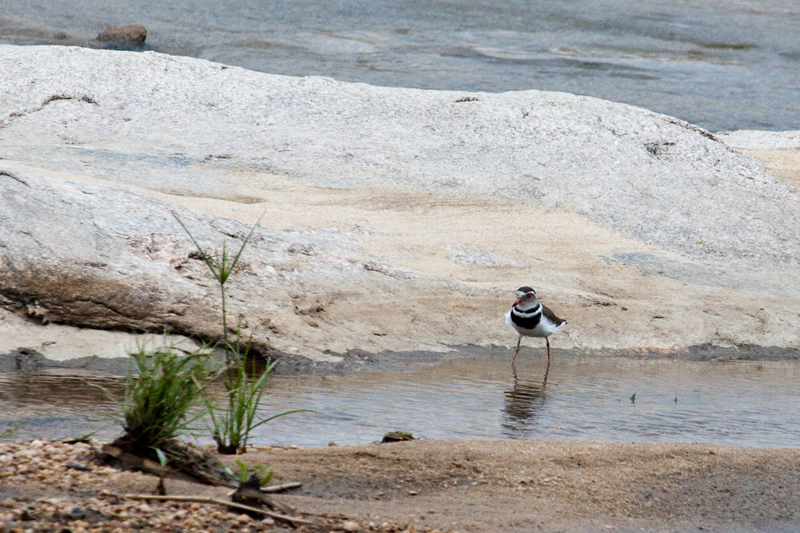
171 210 222 282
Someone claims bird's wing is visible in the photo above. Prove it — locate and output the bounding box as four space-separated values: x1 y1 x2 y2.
542 305 566 327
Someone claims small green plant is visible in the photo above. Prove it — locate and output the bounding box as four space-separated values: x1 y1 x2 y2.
173 211 313 454
110 339 210 452
226 459 274 487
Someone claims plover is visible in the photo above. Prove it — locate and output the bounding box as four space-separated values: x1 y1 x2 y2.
506 286 566 365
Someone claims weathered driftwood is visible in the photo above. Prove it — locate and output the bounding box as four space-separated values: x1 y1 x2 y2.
100 442 233 486
262 482 302 493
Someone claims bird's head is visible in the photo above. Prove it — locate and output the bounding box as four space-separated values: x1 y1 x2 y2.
514 286 540 310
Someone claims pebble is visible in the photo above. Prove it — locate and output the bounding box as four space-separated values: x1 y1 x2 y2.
342 519 360 531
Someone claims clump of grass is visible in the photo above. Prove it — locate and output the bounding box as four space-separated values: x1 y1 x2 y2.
111 338 210 452
173 211 312 454
205 341 311 454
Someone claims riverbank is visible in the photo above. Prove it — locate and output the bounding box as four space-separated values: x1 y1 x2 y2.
2 438 799 532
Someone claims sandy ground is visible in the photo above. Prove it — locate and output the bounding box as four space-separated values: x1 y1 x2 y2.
2 439 799 532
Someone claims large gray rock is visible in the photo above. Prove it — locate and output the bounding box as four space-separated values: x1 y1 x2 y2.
0 44 798 360
1 45 797 267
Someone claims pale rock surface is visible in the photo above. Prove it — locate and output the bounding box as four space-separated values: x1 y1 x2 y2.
0 45 798 362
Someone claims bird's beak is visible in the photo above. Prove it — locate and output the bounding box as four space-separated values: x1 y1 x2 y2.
514 298 521 306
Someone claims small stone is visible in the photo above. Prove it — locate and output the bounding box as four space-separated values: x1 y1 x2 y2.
342 520 360 532
97 25 147 45
382 431 414 443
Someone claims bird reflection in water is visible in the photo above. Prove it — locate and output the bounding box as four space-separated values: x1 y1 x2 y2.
501 360 550 438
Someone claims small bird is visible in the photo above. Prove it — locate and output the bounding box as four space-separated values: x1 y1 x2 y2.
506 286 566 365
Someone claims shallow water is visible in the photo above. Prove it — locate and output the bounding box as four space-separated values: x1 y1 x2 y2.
2 353 799 448
1 0 799 131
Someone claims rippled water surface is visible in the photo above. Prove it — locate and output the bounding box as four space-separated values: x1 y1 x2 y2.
1 0 799 131
2 354 799 448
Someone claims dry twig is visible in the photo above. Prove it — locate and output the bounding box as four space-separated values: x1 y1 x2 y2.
123 494 315 526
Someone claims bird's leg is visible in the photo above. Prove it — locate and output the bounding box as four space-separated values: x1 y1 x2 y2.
543 358 550 384
545 337 551 368
512 335 522 364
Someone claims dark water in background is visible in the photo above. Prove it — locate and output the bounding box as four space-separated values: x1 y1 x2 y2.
3 354 800 448
1 0 799 132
